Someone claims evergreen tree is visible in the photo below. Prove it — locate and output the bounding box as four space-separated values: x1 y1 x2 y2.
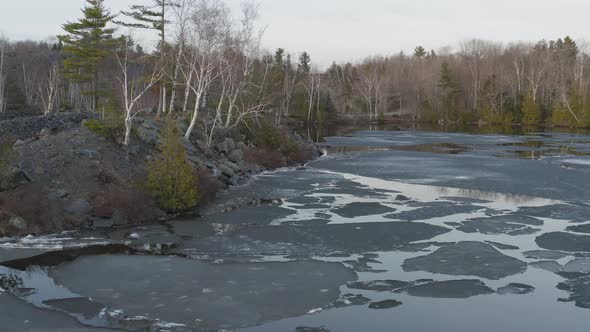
146 119 200 212
522 94 542 126
438 62 460 122
298 52 311 73
414 46 427 58
58 0 120 111
274 48 285 68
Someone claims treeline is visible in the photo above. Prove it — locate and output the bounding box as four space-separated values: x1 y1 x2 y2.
0 0 329 147
1 0 590 133
325 37 590 128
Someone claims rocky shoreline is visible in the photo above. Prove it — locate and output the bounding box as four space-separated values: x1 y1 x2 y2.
0 112 321 238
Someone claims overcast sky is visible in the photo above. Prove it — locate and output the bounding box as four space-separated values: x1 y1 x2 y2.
1 0 589 67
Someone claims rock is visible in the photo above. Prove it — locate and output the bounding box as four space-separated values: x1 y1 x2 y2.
224 160 241 173
136 119 161 146
218 164 234 178
14 140 25 147
229 175 240 186
39 128 51 137
64 199 91 217
236 141 248 152
47 189 69 200
8 216 27 231
92 218 114 228
228 149 244 164
368 299 402 309
216 138 235 154
76 149 100 160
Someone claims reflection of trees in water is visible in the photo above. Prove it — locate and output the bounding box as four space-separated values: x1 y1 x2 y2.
436 187 544 205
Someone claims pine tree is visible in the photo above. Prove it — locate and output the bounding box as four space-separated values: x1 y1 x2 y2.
146 119 199 212
414 46 427 58
522 94 542 126
298 52 311 73
58 0 120 111
438 62 460 122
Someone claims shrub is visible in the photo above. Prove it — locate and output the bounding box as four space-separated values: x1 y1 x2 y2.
84 119 114 138
289 144 315 164
196 168 225 203
92 187 162 224
146 119 200 212
245 147 285 169
0 184 64 235
253 120 282 149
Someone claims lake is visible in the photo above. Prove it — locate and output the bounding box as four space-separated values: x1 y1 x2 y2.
2 127 590 331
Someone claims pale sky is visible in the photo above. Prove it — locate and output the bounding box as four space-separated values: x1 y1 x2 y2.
1 0 589 67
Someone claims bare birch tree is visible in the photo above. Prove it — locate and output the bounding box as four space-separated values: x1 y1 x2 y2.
115 37 166 146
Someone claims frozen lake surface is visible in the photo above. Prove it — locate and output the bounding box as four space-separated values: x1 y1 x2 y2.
2 130 590 331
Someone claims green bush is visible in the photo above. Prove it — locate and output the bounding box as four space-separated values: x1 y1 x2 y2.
84 119 114 138
146 119 200 212
254 120 282 149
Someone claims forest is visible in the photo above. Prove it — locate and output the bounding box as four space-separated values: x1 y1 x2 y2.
0 0 589 134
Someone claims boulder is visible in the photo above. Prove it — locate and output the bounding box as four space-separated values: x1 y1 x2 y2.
47 189 69 200
0 212 28 236
228 149 244 164
76 149 100 160
218 164 234 178
136 119 161 146
216 138 235 154
224 160 241 173
64 199 91 217
236 141 248 151
9 216 27 231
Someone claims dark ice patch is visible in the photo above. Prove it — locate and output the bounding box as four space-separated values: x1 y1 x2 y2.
529 261 563 273
563 259 590 273
485 241 519 250
42 297 105 320
368 299 402 309
295 327 330 332
203 206 296 225
176 222 450 257
332 202 395 218
556 274 590 309
326 293 371 309
402 241 527 280
497 283 535 295
399 279 494 298
566 224 590 234
523 250 569 260
287 196 322 205
457 215 542 236
386 204 481 221
517 204 590 223
49 255 357 330
347 280 409 292
536 232 590 252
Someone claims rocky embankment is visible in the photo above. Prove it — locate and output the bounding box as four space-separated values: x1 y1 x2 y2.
0 113 320 237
